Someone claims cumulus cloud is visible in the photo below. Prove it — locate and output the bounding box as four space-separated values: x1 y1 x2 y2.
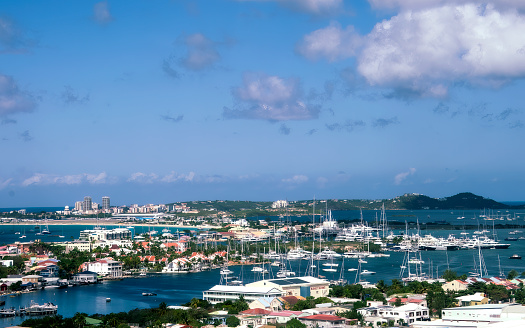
93 1 113 24
367 0 525 11
127 172 158 184
238 0 344 15
296 22 361 62
161 171 195 183
282 174 309 184
180 33 221 71
0 74 37 118
223 72 320 121
298 4 525 97
21 172 109 186
359 4 525 96
61 86 90 105
394 167 416 185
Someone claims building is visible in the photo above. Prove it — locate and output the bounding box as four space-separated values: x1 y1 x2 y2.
86 259 122 278
203 285 284 304
298 314 346 328
442 279 469 292
249 297 283 312
358 303 429 325
75 201 83 212
412 303 525 328
102 196 110 210
72 271 98 284
247 276 330 299
456 292 489 306
83 196 92 213
79 228 132 241
272 200 289 208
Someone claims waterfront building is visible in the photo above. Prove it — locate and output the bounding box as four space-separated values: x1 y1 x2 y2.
203 285 284 304
247 276 330 299
102 196 110 210
84 259 122 278
75 201 83 212
79 228 132 241
72 271 98 284
412 303 525 328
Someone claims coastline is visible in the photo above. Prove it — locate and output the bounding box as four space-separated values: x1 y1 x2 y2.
0 220 220 230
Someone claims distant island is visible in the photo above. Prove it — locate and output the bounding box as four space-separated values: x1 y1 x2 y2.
166 192 525 218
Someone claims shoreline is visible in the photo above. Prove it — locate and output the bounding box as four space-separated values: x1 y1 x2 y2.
0 220 220 229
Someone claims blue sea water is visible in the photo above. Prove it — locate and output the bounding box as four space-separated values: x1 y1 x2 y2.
1 210 525 327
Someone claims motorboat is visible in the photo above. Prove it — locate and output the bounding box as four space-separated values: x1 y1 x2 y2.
360 269 376 275
510 254 522 260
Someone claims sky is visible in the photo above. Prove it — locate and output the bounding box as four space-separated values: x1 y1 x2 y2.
1 0 525 207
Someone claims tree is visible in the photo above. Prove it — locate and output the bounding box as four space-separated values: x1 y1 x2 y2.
394 297 402 307
441 269 459 282
226 315 240 327
507 269 519 280
72 312 87 328
286 318 306 328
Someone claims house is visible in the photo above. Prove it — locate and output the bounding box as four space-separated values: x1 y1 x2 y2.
387 295 427 307
267 310 306 324
22 275 43 284
249 297 283 311
247 276 330 299
84 259 122 277
455 292 489 306
298 314 346 328
358 303 430 325
278 296 305 309
442 279 469 292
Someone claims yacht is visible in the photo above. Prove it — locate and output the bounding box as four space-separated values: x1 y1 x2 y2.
360 269 376 275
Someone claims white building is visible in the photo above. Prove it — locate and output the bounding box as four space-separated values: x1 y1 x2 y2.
358 303 429 325
102 196 110 210
203 285 284 304
247 276 330 299
86 259 122 278
412 303 525 328
79 228 132 241
272 200 289 208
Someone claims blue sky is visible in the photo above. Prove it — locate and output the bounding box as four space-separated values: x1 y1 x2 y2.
1 0 525 207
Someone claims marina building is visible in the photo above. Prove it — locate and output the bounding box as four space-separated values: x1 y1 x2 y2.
203 276 330 304
79 228 132 241
247 276 330 298
203 285 284 304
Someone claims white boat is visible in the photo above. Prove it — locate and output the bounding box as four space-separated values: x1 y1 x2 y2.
322 268 337 272
220 268 233 275
348 268 358 272
358 259 367 264
360 269 376 275
322 263 339 267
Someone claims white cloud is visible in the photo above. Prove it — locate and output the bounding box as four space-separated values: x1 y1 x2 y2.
367 0 525 11
298 4 525 97
21 172 109 186
224 72 320 121
237 0 343 15
127 172 158 184
180 33 220 71
282 175 309 183
93 1 113 24
161 171 195 183
86 172 107 184
0 178 12 190
358 4 525 96
296 22 362 62
394 168 416 185
0 74 36 118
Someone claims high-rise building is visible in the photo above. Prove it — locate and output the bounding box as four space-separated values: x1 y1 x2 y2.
75 201 83 211
83 196 92 212
102 196 110 210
